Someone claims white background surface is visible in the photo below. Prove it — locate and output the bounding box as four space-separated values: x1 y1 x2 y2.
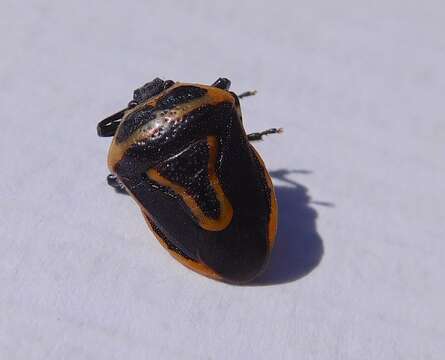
1 1 444 359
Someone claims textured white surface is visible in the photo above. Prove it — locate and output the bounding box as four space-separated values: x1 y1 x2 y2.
1 1 444 359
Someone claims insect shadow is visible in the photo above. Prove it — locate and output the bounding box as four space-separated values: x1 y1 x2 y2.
252 169 326 286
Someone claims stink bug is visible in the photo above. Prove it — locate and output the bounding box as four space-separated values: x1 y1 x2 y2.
97 77 281 283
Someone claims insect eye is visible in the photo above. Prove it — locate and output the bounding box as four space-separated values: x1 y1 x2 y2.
127 100 138 108
163 80 175 90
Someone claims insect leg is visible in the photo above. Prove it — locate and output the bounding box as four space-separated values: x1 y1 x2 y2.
97 97 141 137
97 108 127 137
107 174 128 194
238 90 257 99
247 128 283 141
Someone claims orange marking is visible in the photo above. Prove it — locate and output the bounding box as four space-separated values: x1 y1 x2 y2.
147 136 233 232
107 83 235 172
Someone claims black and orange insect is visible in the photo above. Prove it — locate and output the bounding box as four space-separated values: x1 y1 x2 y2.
97 77 281 283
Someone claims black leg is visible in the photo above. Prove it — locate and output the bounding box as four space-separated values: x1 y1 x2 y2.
238 90 257 99
107 174 128 194
247 128 283 141
97 108 127 137
211 78 231 90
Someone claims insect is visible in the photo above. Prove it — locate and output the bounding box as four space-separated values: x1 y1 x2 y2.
97 77 281 283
